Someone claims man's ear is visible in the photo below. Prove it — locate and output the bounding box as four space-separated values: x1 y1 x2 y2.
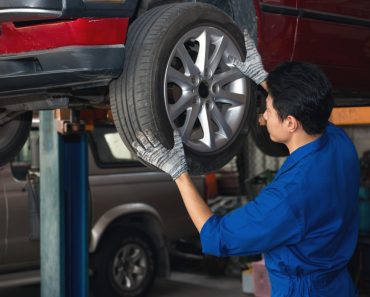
285 115 299 132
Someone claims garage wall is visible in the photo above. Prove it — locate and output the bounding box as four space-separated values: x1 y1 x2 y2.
344 126 370 158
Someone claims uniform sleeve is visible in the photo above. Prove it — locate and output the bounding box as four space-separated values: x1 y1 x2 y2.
200 183 303 257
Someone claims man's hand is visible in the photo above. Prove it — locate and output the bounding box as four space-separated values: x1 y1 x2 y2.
229 29 268 85
132 129 188 181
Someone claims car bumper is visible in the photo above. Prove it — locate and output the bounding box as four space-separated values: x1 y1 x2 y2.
0 45 124 100
0 0 138 22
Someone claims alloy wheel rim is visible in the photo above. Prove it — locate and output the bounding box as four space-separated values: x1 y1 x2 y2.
164 26 249 153
112 243 148 291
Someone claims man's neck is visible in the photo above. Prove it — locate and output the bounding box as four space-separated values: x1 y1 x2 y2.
286 132 321 154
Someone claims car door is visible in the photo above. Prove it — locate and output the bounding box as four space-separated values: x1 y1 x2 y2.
88 125 200 241
293 1 370 98
259 0 299 71
0 134 39 271
0 166 7 266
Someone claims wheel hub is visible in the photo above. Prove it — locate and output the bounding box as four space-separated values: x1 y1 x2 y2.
112 243 147 291
198 80 210 98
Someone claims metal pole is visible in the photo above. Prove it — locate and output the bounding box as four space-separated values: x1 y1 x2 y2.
63 133 89 297
40 110 65 297
40 110 89 297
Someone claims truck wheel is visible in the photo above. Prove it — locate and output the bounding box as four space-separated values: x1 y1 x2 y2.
110 3 254 174
0 111 32 167
91 229 156 297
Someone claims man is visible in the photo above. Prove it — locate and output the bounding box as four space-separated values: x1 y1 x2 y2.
132 30 360 296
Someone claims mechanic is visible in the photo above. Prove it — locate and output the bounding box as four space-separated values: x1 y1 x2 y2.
132 30 360 296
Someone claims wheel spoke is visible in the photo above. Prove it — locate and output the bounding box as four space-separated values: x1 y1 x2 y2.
132 265 146 276
209 36 228 76
129 248 143 263
168 91 195 121
125 274 134 288
195 29 211 75
176 43 199 76
213 68 245 86
199 104 216 149
211 105 233 139
119 271 126 282
120 247 129 263
215 90 246 107
181 101 201 139
167 67 193 90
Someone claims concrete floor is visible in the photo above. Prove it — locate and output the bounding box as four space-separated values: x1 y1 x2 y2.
0 271 248 297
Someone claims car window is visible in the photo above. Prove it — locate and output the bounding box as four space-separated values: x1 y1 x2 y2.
89 125 142 167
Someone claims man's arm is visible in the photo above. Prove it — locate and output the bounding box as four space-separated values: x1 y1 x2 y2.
175 172 213 232
132 130 213 233
132 129 302 257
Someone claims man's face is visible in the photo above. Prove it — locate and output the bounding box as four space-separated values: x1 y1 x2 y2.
262 95 291 143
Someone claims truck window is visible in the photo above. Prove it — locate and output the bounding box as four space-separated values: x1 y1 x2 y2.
89 125 142 166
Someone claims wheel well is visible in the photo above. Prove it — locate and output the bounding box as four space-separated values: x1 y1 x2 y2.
95 212 170 278
136 0 258 40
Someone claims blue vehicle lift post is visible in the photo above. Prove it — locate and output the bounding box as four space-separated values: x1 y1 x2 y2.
39 110 89 297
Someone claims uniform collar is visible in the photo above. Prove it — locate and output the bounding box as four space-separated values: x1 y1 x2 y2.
274 127 329 180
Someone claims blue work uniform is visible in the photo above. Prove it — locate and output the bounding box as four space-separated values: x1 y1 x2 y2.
200 123 360 296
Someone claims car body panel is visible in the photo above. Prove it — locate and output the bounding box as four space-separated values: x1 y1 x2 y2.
258 13 298 72
293 0 370 97
0 165 39 272
297 1 370 19
0 0 138 22
87 148 198 242
260 0 297 7
293 18 370 96
257 0 370 99
0 173 6 265
0 18 128 55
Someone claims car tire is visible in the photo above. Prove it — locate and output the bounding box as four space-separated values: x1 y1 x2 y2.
91 228 156 297
110 3 254 174
250 88 289 157
251 126 289 157
0 111 33 167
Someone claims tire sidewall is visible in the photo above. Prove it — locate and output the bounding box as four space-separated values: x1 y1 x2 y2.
250 88 289 157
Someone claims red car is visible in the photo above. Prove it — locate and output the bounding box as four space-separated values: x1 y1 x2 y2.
0 0 369 170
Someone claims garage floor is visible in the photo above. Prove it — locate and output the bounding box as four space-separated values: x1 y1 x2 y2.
0 271 249 297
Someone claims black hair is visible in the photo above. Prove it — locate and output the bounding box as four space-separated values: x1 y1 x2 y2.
267 61 333 135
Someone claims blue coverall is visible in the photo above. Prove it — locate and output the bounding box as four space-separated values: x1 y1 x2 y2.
200 123 360 296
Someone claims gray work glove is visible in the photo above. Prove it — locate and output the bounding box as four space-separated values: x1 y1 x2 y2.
229 29 268 85
132 129 188 181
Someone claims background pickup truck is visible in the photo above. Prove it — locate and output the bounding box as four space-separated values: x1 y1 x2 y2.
0 121 206 297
